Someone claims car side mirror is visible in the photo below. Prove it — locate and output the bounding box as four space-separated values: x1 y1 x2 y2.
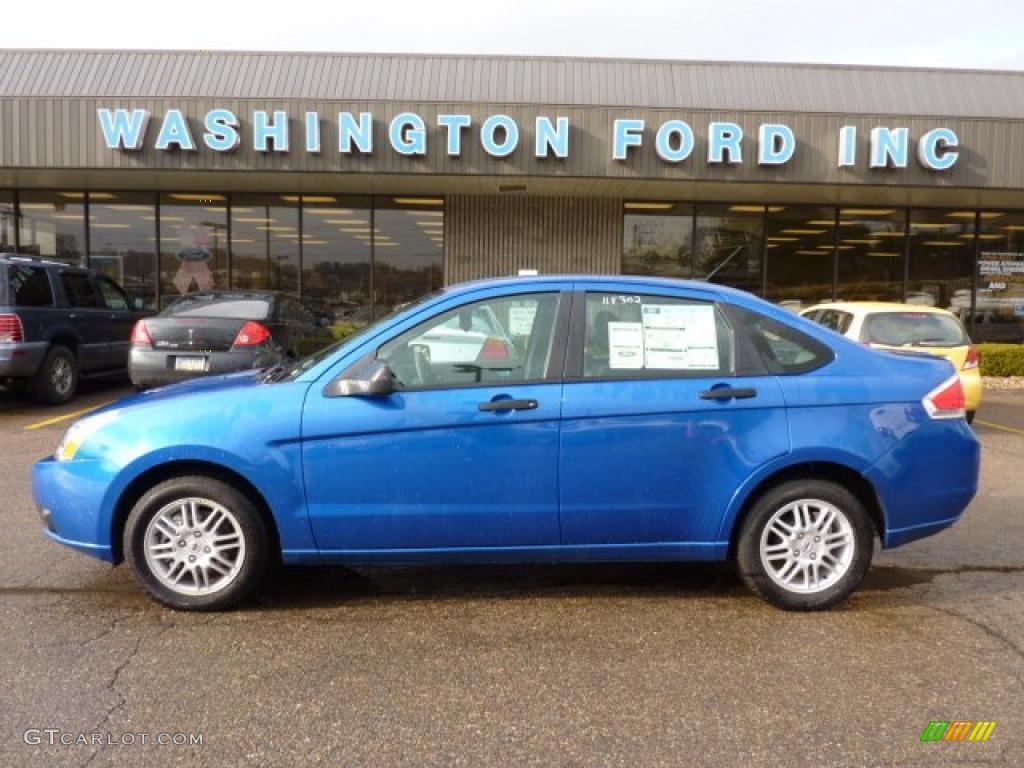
324 358 394 398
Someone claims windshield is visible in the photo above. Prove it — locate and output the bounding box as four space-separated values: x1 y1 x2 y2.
265 290 443 383
165 294 271 320
862 311 969 347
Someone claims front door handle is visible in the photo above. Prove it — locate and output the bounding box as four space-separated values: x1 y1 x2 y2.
479 398 538 412
699 387 758 401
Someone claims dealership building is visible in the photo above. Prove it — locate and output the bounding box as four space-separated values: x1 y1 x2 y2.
0 49 1022 341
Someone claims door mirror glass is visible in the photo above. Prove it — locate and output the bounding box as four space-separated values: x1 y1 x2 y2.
324 358 395 398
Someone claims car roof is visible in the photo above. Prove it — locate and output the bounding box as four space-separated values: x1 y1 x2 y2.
802 301 956 316
444 274 752 301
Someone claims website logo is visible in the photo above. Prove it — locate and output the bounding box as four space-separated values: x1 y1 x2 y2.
920 721 996 742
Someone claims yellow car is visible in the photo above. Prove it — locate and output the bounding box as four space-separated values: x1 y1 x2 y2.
801 302 982 422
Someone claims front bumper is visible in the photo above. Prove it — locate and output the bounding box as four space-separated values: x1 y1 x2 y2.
32 456 116 562
0 341 47 378
129 346 279 388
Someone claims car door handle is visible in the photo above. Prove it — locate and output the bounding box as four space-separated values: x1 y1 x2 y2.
699 387 758 401
479 398 538 412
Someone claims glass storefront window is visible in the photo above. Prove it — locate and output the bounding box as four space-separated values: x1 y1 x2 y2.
694 204 764 295
1 191 14 250
88 192 158 308
836 208 906 301
301 196 373 331
974 211 1024 343
158 193 229 307
764 206 836 311
18 191 87 264
622 203 693 278
231 195 300 294
373 198 444 316
907 209 975 320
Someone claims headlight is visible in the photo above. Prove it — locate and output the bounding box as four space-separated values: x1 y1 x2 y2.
55 411 119 462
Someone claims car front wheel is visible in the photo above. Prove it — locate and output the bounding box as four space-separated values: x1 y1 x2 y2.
124 476 269 610
736 479 874 611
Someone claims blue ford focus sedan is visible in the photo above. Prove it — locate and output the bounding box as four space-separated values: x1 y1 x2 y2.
32 276 980 611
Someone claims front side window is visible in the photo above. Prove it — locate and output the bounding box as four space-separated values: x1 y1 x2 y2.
378 293 561 390
60 273 103 308
582 293 734 379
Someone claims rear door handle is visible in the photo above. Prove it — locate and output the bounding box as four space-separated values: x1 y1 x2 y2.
699 387 758 401
479 398 538 412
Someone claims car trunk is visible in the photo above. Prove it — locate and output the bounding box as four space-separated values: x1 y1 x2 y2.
142 317 247 352
871 342 969 370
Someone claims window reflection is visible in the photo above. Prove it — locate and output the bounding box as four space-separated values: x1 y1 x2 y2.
836 208 905 301
0 191 14 250
89 192 158 308
231 195 299 294
974 211 1024 343
622 203 693 277
907 209 975 318
764 206 836 311
373 198 444 316
300 196 372 330
695 204 764 295
158 194 229 307
18 191 87 264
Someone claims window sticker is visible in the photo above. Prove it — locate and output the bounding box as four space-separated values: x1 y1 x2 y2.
608 322 645 368
508 304 538 336
641 304 719 370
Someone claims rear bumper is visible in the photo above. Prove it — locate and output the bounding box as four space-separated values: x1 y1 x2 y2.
961 368 983 412
0 341 47 378
866 416 981 548
129 346 279 388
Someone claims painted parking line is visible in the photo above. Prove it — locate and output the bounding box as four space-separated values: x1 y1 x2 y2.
974 419 1024 437
23 402 113 431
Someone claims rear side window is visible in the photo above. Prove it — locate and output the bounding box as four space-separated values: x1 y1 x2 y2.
60 273 103 308
862 311 968 347
7 265 54 307
165 295 271 320
582 293 734 379
818 310 853 334
735 308 834 374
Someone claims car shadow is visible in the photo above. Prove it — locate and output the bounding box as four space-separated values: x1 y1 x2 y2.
252 562 746 610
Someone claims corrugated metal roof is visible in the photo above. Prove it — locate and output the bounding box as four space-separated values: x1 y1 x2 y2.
2 49 1024 118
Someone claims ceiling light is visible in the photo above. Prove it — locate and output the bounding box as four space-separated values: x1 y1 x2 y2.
766 237 799 242
233 217 273 223
91 223 131 229
324 219 369 225
922 241 963 247
873 231 906 237
840 208 894 216
392 197 443 206
167 193 227 202
230 238 255 243
409 210 444 218
374 242 399 247
909 222 951 229
947 211 1003 219
256 226 294 231
842 239 880 245
867 251 900 258
624 202 675 211
796 250 831 256
780 229 826 235
306 208 354 215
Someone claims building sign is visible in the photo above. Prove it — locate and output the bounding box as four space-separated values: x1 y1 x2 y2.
97 108 959 171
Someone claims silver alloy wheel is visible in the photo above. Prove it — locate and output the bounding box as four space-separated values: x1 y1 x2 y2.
51 357 73 395
143 497 246 595
759 498 855 594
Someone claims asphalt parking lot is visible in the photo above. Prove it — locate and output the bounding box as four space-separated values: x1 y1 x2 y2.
0 382 1021 768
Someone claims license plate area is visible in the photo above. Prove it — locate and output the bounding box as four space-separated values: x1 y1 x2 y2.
173 356 208 372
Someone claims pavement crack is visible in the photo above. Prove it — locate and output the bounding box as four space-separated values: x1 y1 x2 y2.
925 602 1024 689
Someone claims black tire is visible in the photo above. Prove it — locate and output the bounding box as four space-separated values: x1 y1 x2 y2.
124 475 270 611
736 479 874 611
966 410 976 425
31 345 78 404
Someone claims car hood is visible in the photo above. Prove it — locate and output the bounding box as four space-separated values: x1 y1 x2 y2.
96 370 266 418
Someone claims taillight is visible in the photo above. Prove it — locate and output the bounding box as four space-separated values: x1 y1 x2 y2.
233 321 271 347
478 338 511 361
130 319 153 346
0 314 24 343
963 345 980 370
923 374 966 420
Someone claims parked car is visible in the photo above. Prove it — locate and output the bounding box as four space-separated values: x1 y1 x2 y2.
0 254 148 404
801 302 982 422
129 291 331 389
33 276 979 611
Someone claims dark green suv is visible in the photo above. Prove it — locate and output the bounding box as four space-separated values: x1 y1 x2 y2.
0 254 149 403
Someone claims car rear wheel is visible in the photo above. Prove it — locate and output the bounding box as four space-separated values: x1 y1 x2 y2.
966 410 976 425
736 479 874 611
32 345 78 404
124 476 269 611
